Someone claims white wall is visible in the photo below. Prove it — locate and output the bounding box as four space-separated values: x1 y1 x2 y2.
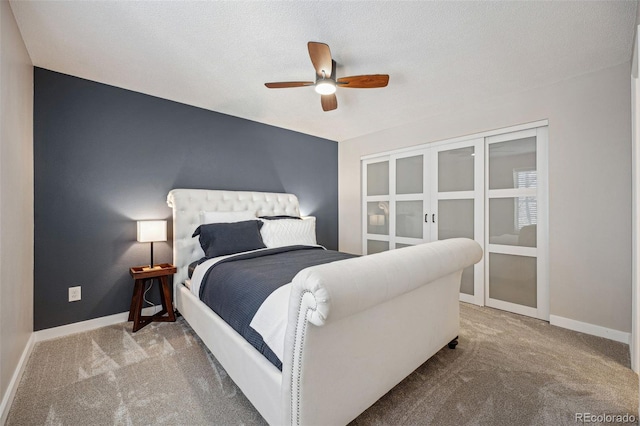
0 0 33 419
339 62 632 335
631 0 640 375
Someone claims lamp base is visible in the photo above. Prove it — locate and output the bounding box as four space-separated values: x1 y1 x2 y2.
142 265 163 271
144 242 162 271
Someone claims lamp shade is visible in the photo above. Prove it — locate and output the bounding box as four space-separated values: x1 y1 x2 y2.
137 220 167 243
369 214 385 226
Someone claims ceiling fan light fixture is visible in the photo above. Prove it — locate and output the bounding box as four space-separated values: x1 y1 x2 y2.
315 79 336 95
264 42 389 111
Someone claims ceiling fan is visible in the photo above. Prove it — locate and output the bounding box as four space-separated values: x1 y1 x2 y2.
264 42 389 112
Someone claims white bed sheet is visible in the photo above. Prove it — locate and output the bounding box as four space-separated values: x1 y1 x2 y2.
250 283 291 362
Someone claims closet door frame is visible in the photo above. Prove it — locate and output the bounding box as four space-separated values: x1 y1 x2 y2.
430 138 485 305
484 127 549 320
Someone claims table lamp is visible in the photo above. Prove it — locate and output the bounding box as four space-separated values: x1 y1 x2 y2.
137 220 167 270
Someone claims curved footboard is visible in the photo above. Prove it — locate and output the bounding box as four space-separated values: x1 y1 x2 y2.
281 238 483 426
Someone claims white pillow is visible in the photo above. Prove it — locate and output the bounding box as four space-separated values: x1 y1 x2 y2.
260 217 317 248
201 210 256 224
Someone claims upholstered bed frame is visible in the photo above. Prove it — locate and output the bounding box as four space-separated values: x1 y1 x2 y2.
167 189 482 425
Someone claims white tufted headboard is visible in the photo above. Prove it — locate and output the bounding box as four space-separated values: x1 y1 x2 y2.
166 189 301 286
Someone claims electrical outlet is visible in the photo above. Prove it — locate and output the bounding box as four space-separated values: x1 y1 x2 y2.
68 286 81 302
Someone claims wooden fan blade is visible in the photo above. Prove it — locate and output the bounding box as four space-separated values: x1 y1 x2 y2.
321 94 337 112
308 42 333 79
265 81 314 88
337 74 389 88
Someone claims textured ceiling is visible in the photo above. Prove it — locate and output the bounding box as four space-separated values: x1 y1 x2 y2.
9 1 638 142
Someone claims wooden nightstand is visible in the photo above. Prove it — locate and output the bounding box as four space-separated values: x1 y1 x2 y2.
128 263 177 332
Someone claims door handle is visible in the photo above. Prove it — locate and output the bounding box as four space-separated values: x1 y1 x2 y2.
425 213 428 223
432 213 436 223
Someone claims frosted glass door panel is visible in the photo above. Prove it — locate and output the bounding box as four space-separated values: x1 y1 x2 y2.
438 147 474 192
460 267 474 295
438 199 474 240
396 155 423 194
438 199 475 296
367 240 389 254
489 198 537 247
488 137 537 190
367 202 389 235
489 253 537 308
396 201 423 239
367 161 389 196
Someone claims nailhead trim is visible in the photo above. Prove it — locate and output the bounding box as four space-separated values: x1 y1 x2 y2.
290 289 316 426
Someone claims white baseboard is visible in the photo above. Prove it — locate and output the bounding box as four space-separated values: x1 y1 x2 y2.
0 333 35 425
550 315 631 344
34 306 160 343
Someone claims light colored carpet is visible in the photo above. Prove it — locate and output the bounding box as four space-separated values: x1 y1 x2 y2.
7 303 638 425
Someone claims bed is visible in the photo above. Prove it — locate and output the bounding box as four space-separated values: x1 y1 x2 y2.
167 188 483 425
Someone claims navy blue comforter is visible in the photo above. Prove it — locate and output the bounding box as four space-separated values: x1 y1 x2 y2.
198 245 356 370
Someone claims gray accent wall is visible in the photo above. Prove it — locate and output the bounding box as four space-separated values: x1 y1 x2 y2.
34 68 338 331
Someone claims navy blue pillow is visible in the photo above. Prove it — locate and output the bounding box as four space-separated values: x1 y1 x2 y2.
192 220 266 258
